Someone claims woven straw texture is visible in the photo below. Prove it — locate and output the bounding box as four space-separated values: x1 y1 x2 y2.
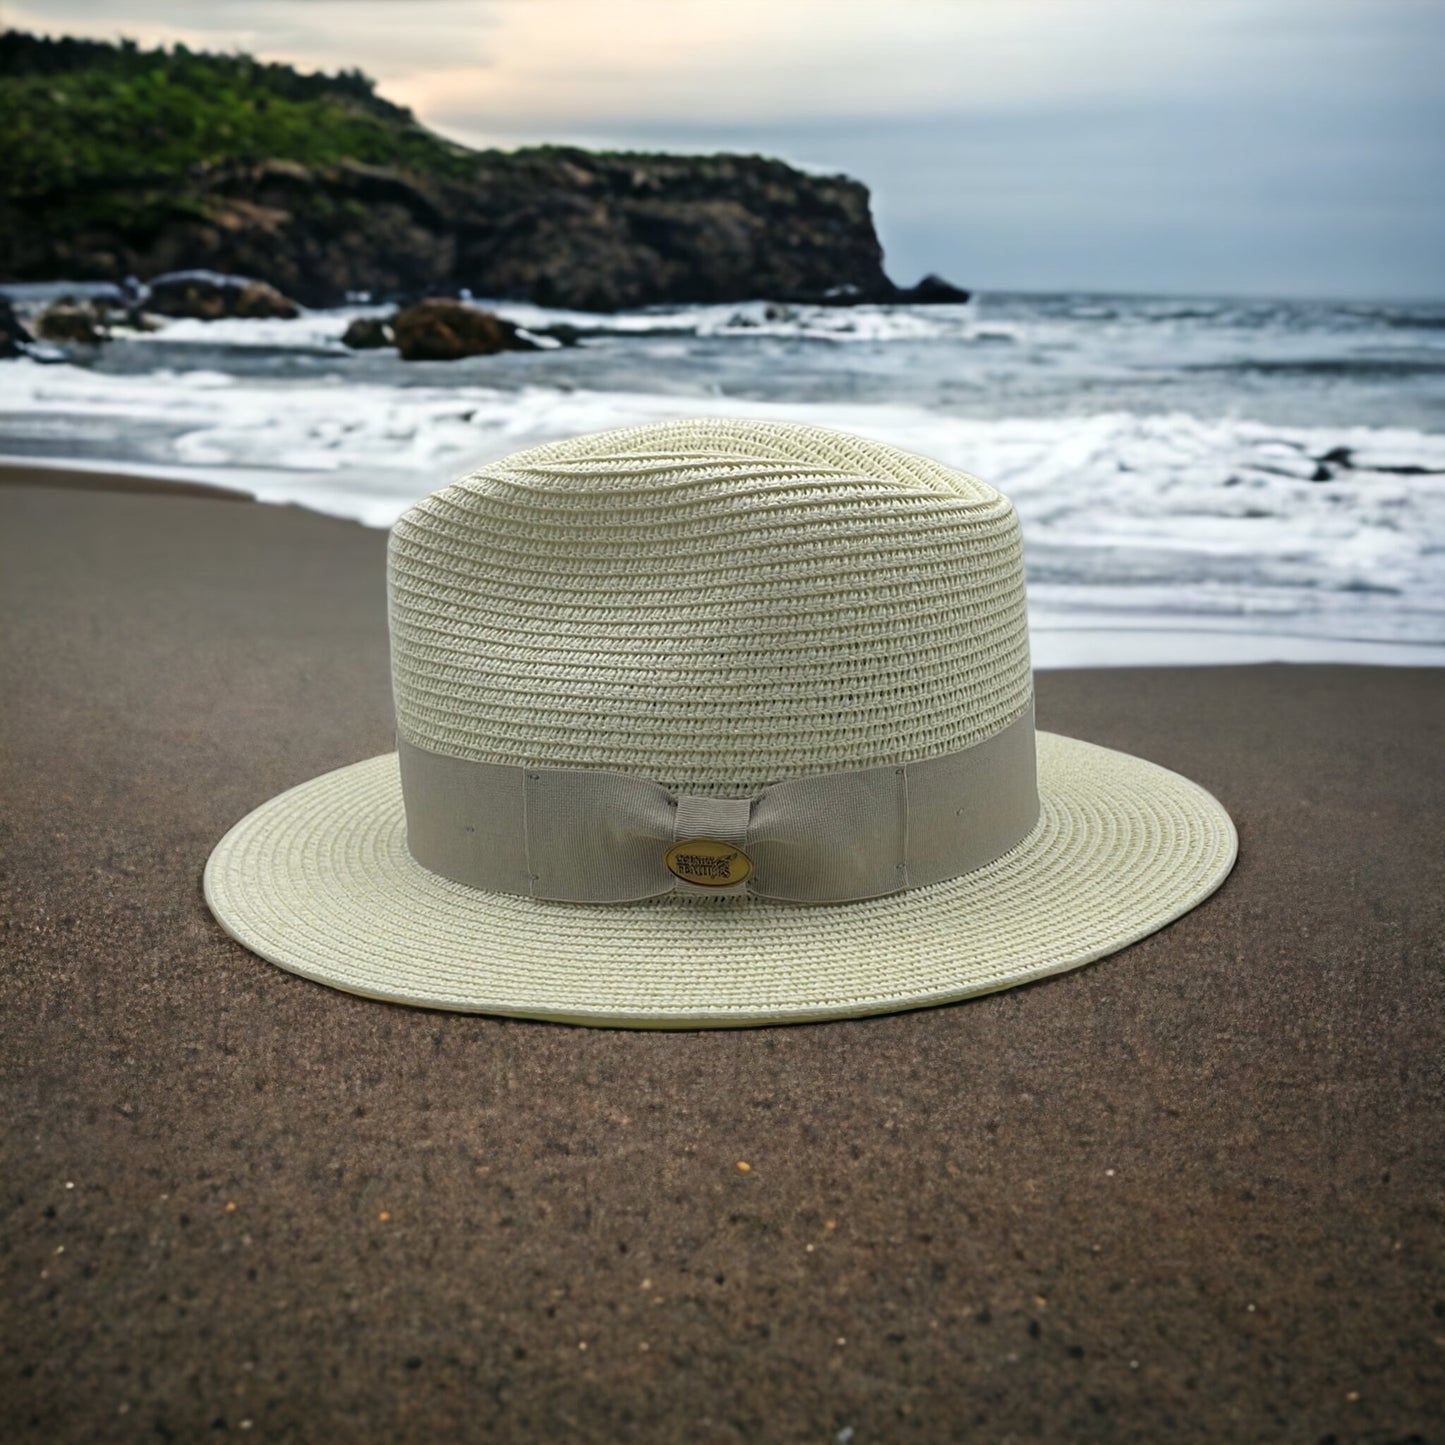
387 417 1031 792
205 417 1237 1027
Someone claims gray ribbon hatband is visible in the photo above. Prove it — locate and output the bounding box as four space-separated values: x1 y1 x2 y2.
397 703 1038 904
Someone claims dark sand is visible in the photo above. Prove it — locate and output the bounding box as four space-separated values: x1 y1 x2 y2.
0 461 254 502
2 480 1442 1443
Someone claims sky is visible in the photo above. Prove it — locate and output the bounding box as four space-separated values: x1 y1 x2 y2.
6 0 1445 301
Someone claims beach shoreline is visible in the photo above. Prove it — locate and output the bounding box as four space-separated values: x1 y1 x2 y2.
6 455 1441 670
4 285 1442 666
0 457 256 501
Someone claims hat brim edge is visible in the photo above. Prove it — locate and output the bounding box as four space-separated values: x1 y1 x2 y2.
201 732 1239 1030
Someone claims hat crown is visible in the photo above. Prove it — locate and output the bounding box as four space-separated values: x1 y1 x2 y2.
388 418 1032 795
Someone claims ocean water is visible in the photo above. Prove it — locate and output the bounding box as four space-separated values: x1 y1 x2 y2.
2 287 1443 667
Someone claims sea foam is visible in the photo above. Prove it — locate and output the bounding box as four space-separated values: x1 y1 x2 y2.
4 355 1441 665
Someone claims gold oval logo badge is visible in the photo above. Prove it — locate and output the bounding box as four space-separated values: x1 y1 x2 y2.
664 838 754 888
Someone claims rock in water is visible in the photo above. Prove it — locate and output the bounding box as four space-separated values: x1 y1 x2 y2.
145 271 300 320
231 281 299 318
391 300 538 361
894 274 971 305
341 316 395 349
32 301 106 344
0 297 35 357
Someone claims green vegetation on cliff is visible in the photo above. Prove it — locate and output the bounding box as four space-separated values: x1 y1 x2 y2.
0 28 911 311
0 29 483 200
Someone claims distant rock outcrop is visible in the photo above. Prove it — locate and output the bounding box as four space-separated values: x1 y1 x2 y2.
0 32 969 313
5 153 948 313
894 273 971 305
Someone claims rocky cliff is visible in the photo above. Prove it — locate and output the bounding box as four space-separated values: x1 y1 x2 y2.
0 31 964 312
6 151 904 312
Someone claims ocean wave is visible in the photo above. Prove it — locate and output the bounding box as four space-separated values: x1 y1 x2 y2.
3 359 1441 651
111 296 988 349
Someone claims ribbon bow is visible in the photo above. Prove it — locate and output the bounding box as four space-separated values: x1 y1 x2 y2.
397 704 1037 905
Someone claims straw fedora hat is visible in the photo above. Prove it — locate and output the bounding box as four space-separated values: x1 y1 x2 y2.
204 417 1237 1028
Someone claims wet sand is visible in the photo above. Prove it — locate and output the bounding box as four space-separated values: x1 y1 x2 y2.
0 459 255 501
2 479 1441 1442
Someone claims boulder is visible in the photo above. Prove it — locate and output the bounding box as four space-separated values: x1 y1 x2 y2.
32 301 106 345
391 299 539 361
0 297 35 357
341 316 395 349
144 270 300 320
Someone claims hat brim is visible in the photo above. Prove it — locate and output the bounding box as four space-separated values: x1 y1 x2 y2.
202 731 1236 1028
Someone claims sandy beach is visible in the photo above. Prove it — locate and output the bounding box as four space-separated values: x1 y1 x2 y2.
2 476 1441 1441
0 460 257 501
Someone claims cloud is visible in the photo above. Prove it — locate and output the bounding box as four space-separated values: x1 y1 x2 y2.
4 0 507 75
381 0 1316 129
10 0 1443 135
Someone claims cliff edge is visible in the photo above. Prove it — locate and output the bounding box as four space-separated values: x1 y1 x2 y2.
0 30 964 312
